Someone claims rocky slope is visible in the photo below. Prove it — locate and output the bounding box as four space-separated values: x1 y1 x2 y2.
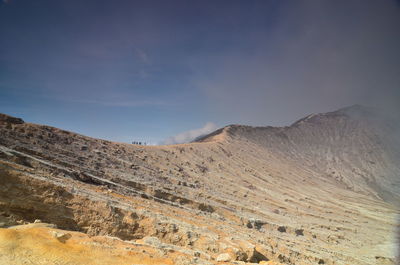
0 106 399 265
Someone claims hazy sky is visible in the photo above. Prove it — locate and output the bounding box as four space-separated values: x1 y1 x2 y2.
1 0 399 144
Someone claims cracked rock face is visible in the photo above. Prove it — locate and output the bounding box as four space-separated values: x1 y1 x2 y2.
0 106 399 265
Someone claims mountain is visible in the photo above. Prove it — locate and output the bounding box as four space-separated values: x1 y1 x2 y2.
198 105 400 203
0 106 398 265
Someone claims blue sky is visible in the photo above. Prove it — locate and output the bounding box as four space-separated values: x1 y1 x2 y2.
1 0 399 144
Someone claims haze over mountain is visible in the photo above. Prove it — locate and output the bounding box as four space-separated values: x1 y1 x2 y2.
0 105 398 265
1 0 399 144
1 1 399 264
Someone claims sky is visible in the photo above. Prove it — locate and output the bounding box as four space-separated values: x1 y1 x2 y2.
1 0 399 144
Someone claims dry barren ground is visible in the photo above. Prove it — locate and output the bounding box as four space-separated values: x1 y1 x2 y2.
0 106 399 265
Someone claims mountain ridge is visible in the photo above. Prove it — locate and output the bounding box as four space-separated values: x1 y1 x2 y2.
0 106 398 265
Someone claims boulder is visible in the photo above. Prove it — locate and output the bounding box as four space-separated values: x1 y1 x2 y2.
216 253 232 262
52 231 72 243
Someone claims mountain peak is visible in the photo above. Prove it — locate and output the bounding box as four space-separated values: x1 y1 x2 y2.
0 113 24 124
291 105 375 127
333 104 375 118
